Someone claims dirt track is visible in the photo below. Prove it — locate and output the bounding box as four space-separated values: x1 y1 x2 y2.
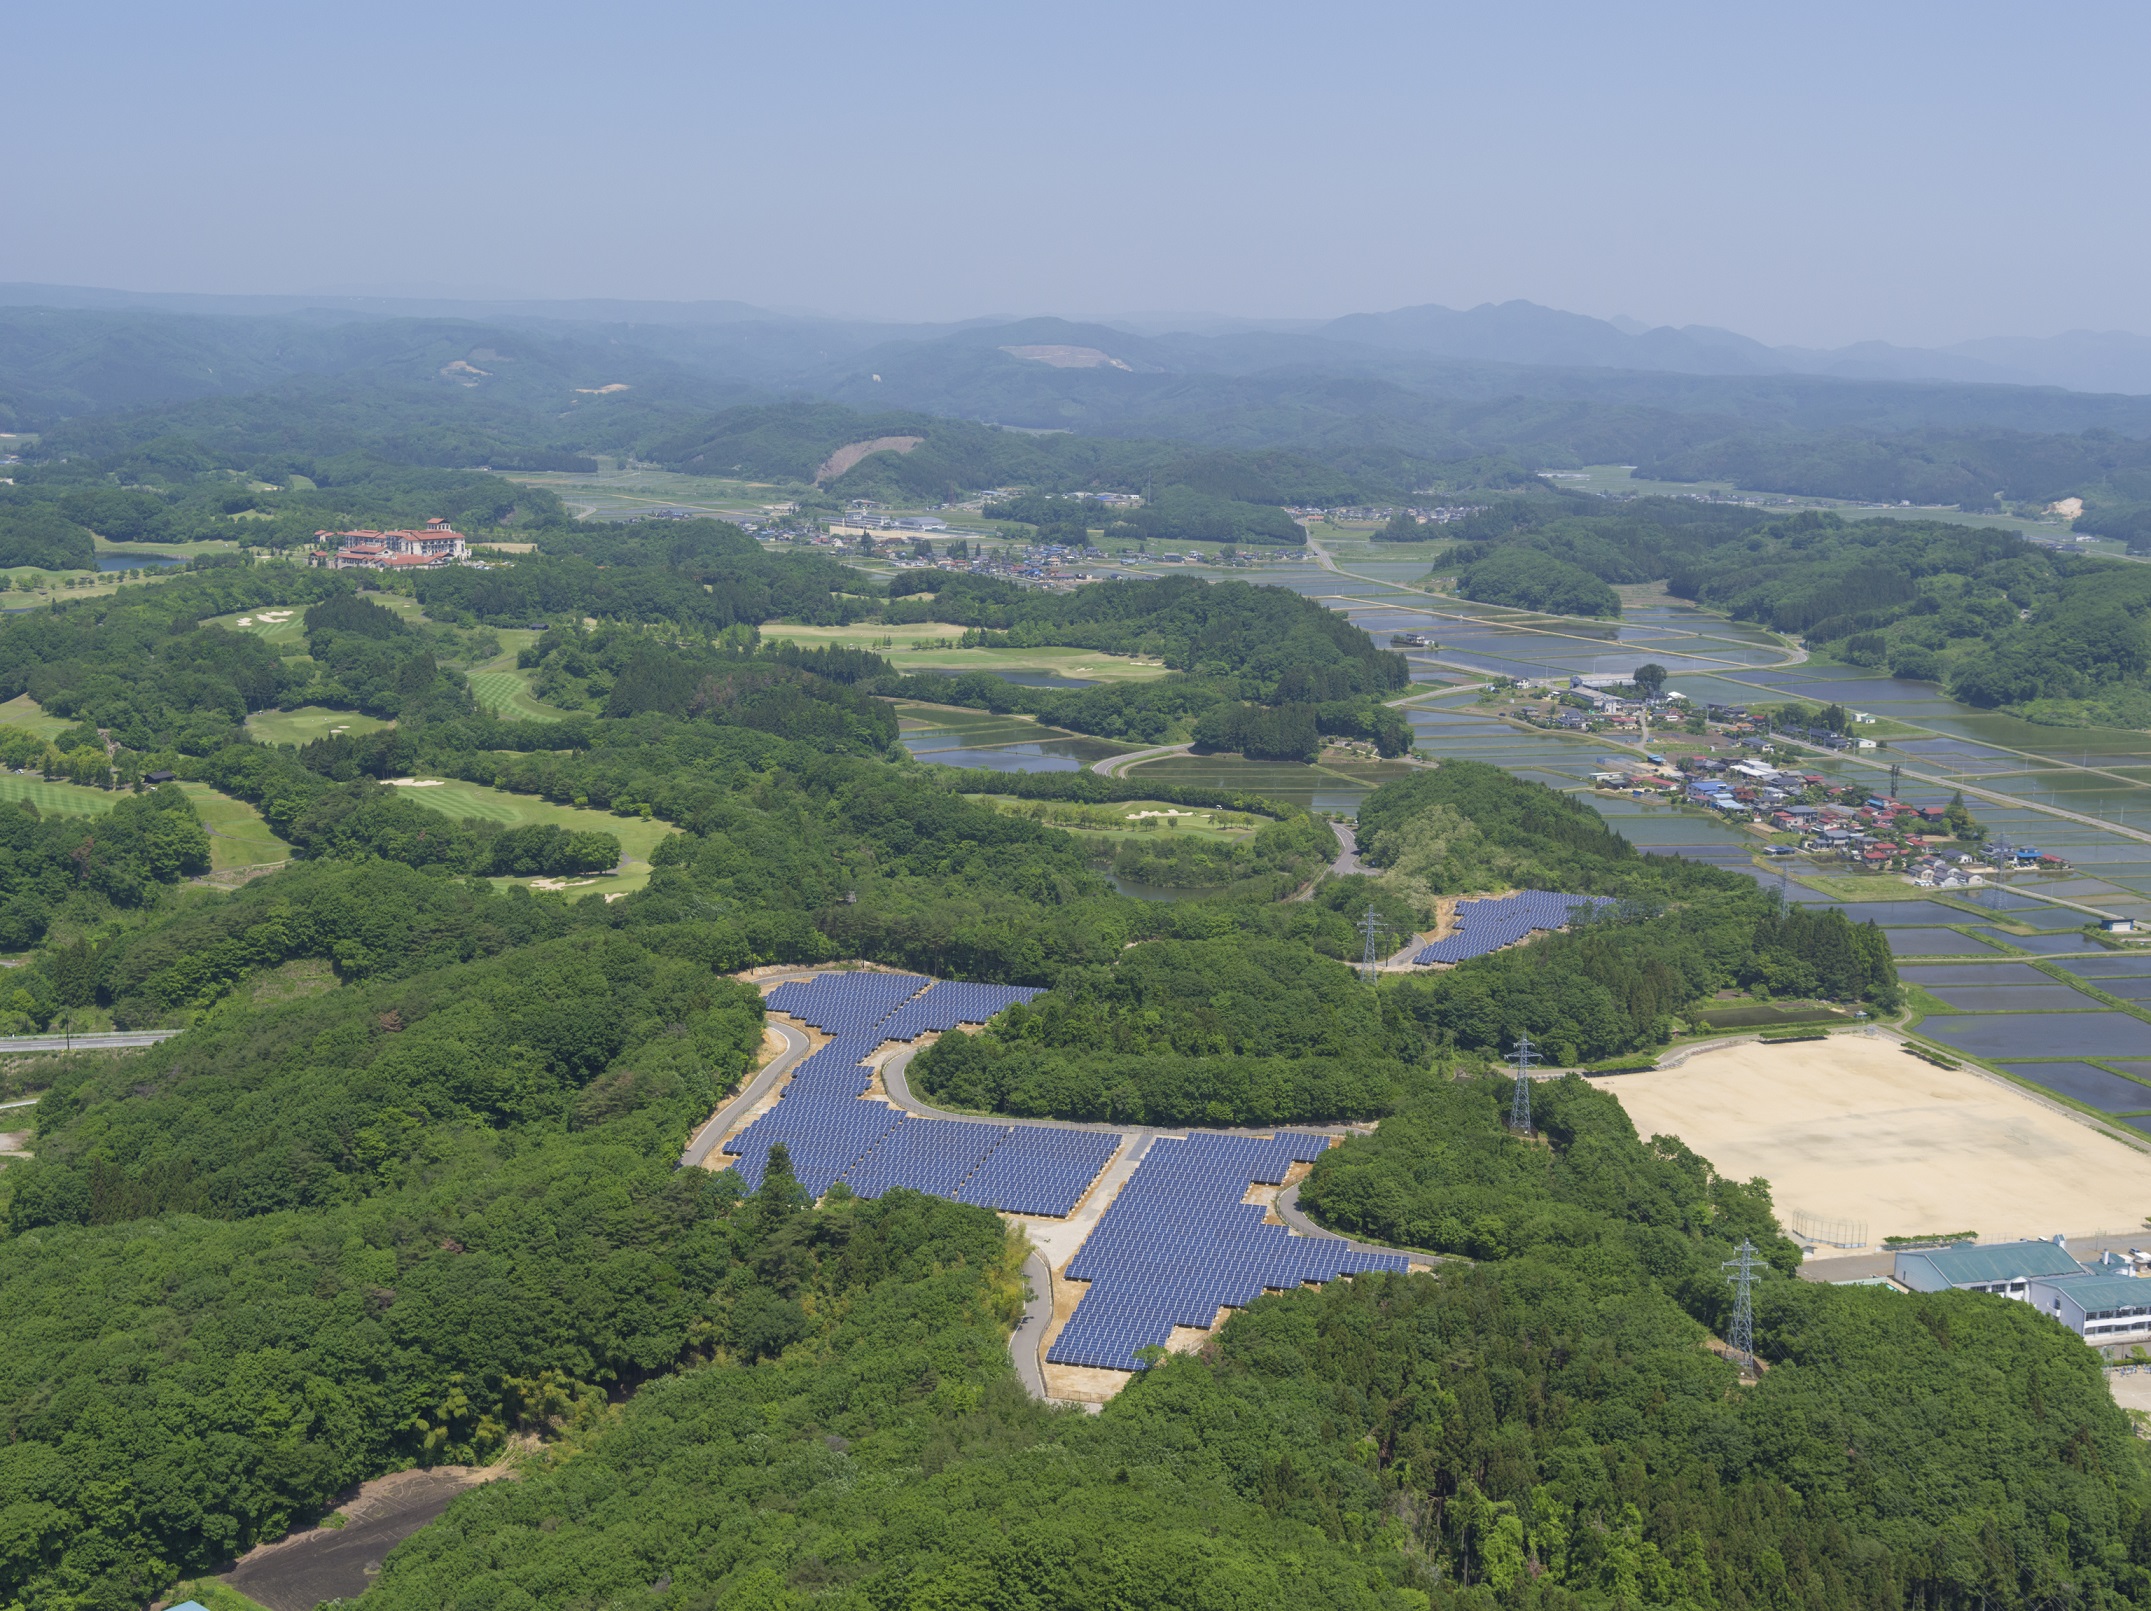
222 1466 506 1610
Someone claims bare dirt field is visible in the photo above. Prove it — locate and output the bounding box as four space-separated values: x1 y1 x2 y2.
1589 1035 2151 1244
221 1465 509 1609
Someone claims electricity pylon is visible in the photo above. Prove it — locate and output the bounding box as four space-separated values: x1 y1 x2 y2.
1507 1031 1540 1134
1723 1239 1761 1378
1356 907 1390 985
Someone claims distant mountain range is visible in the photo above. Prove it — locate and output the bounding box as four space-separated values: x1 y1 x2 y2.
7 282 2149 396
1315 301 2151 396
13 284 2151 515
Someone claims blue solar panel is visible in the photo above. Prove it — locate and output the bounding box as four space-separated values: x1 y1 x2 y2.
1046 1131 1411 1372
729 971 1412 1367
734 972 1103 1211
1413 891 1615 965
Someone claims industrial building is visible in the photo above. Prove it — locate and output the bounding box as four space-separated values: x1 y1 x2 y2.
1893 1238 2151 1344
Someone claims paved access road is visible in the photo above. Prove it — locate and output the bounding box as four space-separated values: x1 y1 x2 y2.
0 1030 180 1054
678 1023 811 1168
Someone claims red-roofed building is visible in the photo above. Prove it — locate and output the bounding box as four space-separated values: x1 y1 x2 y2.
310 518 467 570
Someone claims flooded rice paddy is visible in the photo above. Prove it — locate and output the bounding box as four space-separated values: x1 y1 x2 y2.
885 546 2151 1136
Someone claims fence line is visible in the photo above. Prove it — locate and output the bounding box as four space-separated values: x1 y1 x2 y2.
1787 1208 1868 1249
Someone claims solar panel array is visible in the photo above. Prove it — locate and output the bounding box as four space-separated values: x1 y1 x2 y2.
1048 1132 1412 1372
726 972 1106 1213
1413 890 1616 964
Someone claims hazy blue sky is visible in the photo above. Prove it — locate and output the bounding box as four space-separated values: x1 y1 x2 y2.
7 1 2145 347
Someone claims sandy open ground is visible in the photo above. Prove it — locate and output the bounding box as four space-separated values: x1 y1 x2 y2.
1589 1036 2151 1244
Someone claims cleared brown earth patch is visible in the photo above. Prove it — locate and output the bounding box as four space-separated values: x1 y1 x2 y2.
221 1465 511 1610
814 436 924 482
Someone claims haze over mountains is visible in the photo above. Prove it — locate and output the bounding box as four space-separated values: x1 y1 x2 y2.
8 282 2151 398
13 282 2151 517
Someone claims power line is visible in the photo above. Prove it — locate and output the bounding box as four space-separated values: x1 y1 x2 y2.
1507 1031 1540 1135
1723 1239 1761 1378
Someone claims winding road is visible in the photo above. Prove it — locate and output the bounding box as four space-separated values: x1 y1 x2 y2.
1091 743 1191 779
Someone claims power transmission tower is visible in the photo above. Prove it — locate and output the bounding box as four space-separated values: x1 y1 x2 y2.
1507 1031 1540 1134
1887 762 1902 799
1723 1239 1761 1378
1355 907 1390 985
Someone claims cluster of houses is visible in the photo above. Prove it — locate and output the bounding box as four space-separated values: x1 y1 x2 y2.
1681 764 1956 865
1299 504 1489 525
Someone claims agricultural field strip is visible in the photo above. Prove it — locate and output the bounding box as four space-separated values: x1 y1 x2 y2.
1329 578 2151 805
1896 947 2151 1116
1317 576 1800 664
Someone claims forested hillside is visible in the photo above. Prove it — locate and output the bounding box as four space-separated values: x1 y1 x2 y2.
350 1072 2151 1611
1421 486 2151 725
877 571 1413 758
0 522 2121 1611
916 761 1897 1123
0 445 570 569
1663 513 2151 725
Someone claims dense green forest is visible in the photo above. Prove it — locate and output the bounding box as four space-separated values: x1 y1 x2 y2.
1661 513 2151 725
0 313 2142 1609
917 762 1897 1126
0 530 2113 1611
347 1072 2151 1611
875 572 1413 758
1638 425 2151 512
0 446 571 570
1419 487 2151 724
1455 544 1623 616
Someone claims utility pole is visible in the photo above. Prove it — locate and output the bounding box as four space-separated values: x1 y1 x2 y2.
1723 1239 1761 1378
1355 907 1390 985
1507 1031 1540 1134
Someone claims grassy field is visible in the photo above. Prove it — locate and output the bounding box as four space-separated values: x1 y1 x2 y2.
0 773 287 873
0 773 123 816
503 465 790 523
202 602 309 647
0 540 251 608
389 779 676 896
0 696 73 741
246 707 393 746
204 590 434 648
970 794 1264 841
766 622 1170 684
468 666 573 721
177 782 291 872
466 633 574 722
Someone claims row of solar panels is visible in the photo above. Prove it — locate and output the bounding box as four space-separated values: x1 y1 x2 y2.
765 973 1043 1039
726 971 1108 1215
728 1097 1118 1216
1048 1132 1413 1372
1412 890 1615 965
